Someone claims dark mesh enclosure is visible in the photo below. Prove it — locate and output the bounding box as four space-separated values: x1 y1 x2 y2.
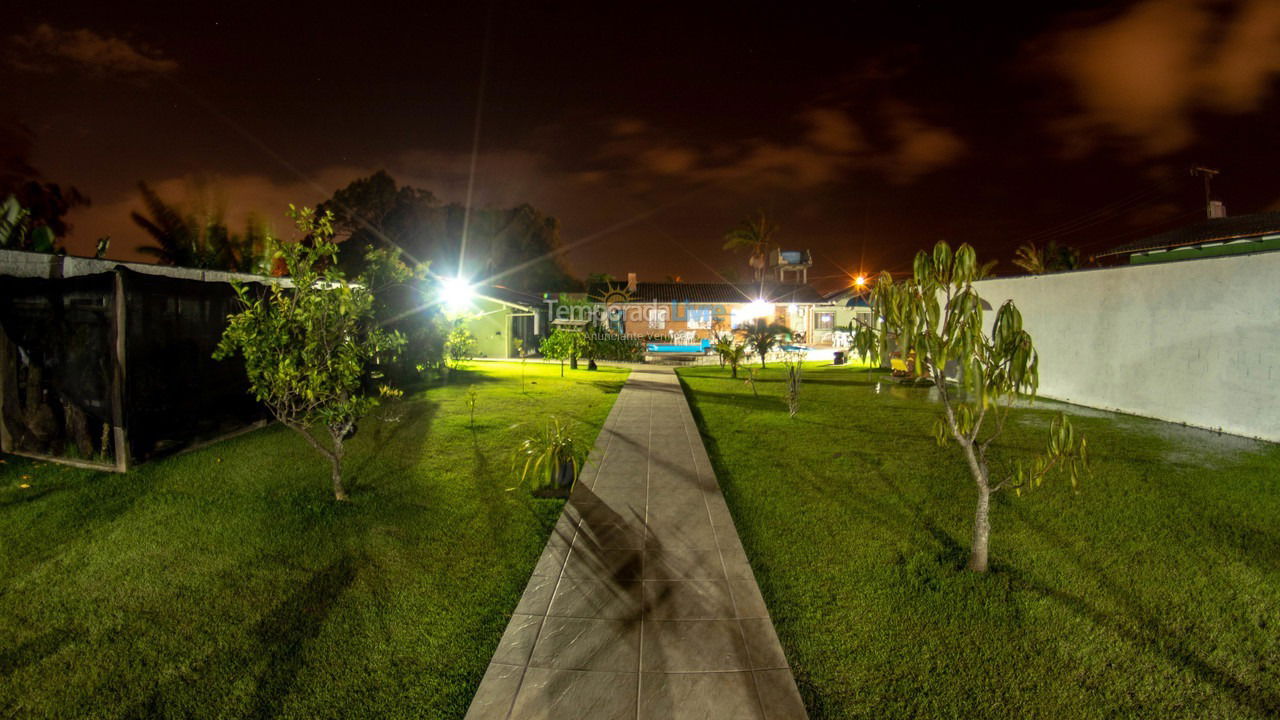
0 272 116 463
1 264 268 468
120 268 265 461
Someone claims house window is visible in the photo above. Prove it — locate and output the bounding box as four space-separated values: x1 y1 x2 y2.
686 305 713 329
816 312 835 330
646 305 668 329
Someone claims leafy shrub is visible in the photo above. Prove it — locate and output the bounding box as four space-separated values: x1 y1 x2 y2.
445 325 478 370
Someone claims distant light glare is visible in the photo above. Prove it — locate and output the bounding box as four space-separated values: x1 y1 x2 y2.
441 276 475 311
854 275 867 288
747 299 772 318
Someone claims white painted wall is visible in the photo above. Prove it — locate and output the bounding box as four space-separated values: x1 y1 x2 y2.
972 251 1280 442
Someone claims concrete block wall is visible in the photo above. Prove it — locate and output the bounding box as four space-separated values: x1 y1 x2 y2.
972 250 1280 442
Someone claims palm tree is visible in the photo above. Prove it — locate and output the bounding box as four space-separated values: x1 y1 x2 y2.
712 333 748 378
1013 241 1079 275
739 318 790 369
723 211 777 281
131 181 268 272
1012 242 1046 275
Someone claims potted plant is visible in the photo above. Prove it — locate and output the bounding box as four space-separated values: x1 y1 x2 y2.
514 417 591 496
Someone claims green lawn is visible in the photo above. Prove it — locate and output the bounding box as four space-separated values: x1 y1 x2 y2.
0 361 626 719
678 363 1280 719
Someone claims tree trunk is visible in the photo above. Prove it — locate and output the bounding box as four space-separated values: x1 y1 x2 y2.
956 437 992 572
968 482 990 572
330 431 347 501
731 364 738 379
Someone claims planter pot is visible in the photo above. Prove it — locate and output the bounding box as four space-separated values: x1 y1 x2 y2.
555 458 577 488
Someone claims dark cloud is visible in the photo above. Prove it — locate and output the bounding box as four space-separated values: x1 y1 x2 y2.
880 105 967 184
592 105 965 190
9 23 177 77
1035 0 1280 157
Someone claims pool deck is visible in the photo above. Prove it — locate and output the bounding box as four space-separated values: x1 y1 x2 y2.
465 366 807 719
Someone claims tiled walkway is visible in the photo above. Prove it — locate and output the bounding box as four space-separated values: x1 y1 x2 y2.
466 367 807 719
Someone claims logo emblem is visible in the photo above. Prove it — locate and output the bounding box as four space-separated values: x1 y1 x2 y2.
589 282 632 306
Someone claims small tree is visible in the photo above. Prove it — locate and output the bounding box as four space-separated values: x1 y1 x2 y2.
740 318 789 368
539 329 575 377
781 350 805 417
214 206 408 501
713 333 747 378
853 241 1087 572
445 324 478 371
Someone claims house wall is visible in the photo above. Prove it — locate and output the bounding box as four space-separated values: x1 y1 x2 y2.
619 303 731 339
466 298 512 358
617 302 816 339
971 250 1280 442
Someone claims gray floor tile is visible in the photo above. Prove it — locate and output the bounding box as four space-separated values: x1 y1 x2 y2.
646 521 720 550
491 613 543 666
740 618 789 669
717 545 756 582
641 619 751 672
548 577 644 620
754 669 809 719
638 671 765 720
643 579 736 620
464 663 521 720
703 496 736 527
643 547 727 580
530 616 641 672
728 579 770 619
577 520 646 550
510 667 637 720
561 543 644 581
718 528 747 555
646 493 713 517
515 575 559 616
593 472 649 489
565 500 638 528
531 534 573 577
578 485 647 512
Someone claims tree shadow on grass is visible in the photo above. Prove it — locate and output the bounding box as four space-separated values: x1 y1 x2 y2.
345 399 439 494
246 554 361 719
0 470 157 574
0 627 74 677
1003 504 1280 717
681 389 776 414
584 380 624 394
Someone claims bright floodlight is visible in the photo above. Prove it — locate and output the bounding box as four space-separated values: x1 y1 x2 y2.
441 276 475 311
854 275 867 288
747 299 772 318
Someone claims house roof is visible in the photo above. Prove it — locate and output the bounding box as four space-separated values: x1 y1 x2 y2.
1096 211 1280 258
588 281 826 304
477 284 543 310
821 286 872 307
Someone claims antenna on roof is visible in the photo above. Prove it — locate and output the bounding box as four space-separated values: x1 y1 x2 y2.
1190 165 1223 218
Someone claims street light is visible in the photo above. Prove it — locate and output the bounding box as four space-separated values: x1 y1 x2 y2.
441 276 475 312
854 275 867 289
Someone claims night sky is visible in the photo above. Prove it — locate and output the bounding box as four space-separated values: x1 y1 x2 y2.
6 1 1280 290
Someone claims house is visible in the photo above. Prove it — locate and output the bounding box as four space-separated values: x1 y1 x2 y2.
456 285 545 358
811 286 875 346
581 274 828 343
1095 210 1280 265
